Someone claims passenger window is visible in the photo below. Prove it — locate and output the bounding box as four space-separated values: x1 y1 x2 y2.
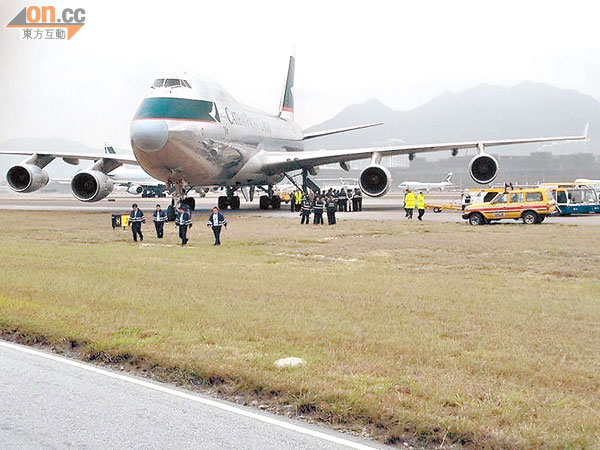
556 191 567 204
152 78 164 88
526 192 543 202
584 190 596 203
494 193 508 204
509 193 523 203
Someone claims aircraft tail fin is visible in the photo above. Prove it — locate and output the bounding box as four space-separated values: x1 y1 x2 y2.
443 172 453 183
278 56 295 120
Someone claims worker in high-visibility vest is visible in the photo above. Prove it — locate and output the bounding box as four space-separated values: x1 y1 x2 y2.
417 191 426 221
404 189 416 219
294 190 303 212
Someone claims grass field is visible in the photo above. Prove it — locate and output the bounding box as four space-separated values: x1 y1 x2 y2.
0 210 599 449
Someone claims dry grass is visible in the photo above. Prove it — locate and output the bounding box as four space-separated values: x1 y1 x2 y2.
0 210 599 449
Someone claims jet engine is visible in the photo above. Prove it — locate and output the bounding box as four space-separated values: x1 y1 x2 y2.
6 164 49 193
359 164 391 197
127 184 143 195
71 170 114 202
469 153 499 184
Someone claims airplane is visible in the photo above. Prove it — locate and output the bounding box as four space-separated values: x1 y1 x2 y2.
398 172 454 192
0 56 588 211
103 145 167 197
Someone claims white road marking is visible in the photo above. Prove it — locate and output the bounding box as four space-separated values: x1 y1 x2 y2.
0 340 378 450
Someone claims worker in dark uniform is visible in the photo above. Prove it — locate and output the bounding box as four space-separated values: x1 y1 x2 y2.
290 191 295 212
166 198 176 221
129 203 145 242
337 189 346 212
326 195 337 225
312 195 324 224
175 205 192 246
354 188 363 211
300 195 312 224
206 206 227 245
152 204 167 238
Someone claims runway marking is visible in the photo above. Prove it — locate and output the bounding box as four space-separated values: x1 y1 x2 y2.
0 340 378 450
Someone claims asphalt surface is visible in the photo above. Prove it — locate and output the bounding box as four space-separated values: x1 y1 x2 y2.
0 341 385 450
2 191 600 225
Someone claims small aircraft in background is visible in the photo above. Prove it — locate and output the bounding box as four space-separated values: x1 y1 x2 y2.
398 172 454 191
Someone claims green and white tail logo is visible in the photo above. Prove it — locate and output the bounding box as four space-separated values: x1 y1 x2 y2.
279 56 295 120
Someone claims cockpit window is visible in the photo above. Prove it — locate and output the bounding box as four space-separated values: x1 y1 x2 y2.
182 80 191 88
165 78 181 88
152 79 164 88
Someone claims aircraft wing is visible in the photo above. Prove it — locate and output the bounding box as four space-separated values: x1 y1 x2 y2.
0 150 138 165
302 122 383 140
261 131 587 173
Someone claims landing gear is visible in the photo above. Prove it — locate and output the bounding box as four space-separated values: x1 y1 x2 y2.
271 195 281 209
218 189 241 210
181 197 196 211
259 195 270 210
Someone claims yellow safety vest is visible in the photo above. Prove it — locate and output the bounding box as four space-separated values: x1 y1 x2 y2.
417 194 426 209
295 191 302 204
404 192 416 208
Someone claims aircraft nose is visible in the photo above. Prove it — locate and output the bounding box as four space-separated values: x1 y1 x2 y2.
130 120 168 152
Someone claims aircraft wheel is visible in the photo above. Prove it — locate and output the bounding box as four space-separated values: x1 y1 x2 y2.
182 197 196 211
218 196 229 210
231 196 241 210
271 195 281 210
259 195 270 210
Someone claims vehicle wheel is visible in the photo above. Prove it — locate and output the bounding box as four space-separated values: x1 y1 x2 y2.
271 195 281 209
537 215 545 223
433 207 442 213
230 196 241 210
182 197 196 211
522 211 538 225
468 213 485 226
259 195 270 210
218 196 228 210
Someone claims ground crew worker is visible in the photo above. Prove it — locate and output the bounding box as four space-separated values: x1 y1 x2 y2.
300 195 312 224
337 189 347 212
206 206 227 245
461 191 472 211
312 195 324 224
294 190 303 212
354 188 363 211
404 189 415 219
175 205 192 246
166 198 176 221
152 204 167 238
290 191 295 212
417 191 426 221
326 195 337 225
346 189 354 212
129 203 145 242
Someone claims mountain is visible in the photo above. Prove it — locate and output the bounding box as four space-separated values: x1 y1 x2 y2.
304 82 599 156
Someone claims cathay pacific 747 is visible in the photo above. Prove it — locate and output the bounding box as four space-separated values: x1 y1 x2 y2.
0 57 588 210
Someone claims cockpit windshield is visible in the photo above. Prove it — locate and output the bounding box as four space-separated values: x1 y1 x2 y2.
151 78 192 89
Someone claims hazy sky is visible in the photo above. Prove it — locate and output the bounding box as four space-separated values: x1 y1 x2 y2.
1 0 599 149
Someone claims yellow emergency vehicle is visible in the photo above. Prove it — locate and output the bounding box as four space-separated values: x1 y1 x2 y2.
462 188 555 225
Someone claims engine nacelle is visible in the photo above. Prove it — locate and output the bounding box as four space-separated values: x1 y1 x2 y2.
127 184 143 195
359 164 391 197
71 170 114 202
6 164 49 193
469 153 499 184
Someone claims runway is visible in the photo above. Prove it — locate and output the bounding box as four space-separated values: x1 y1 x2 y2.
0 341 384 450
2 191 600 225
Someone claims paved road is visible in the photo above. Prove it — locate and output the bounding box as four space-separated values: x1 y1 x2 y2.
2 193 600 225
0 341 384 450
